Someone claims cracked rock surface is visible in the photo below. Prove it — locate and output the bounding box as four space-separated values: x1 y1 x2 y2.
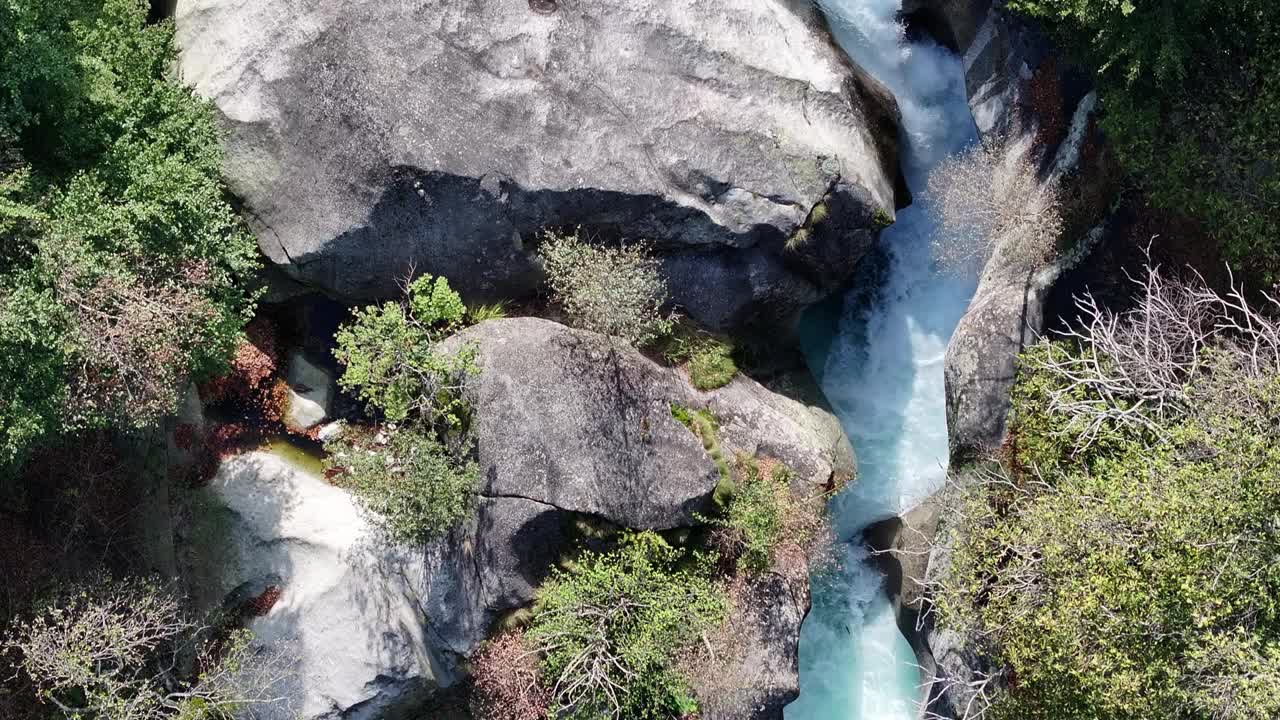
174 0 905 330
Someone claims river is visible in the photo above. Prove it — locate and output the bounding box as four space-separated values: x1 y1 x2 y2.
787 0 981 718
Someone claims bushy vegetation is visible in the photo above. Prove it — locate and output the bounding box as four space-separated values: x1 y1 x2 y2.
1010 0 1280 282
927 134 1063 273
541 230 674 346
324 426 477 542
934 267 1280 718
334 273 474 428
331 273 478 540
525 532 727 720
0 0 258 464
714 458 788 575
1 576 292 720
660 325 738 390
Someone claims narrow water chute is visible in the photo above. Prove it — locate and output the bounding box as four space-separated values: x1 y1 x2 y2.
788 0 982 717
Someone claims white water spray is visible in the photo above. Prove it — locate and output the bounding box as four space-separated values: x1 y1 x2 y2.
787 1 981 718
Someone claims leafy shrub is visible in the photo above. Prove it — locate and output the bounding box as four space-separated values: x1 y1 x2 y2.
334 274 474 428
687 344 738 390
526 532 727 720
324 426 477 542
0 0 258 463
540 230 673 346
715 458 786 575
1 576 292 720
1009 0 1280 282
706 457 827 579
935 268 1280 718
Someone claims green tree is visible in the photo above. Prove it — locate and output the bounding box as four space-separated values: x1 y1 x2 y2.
334 273 474 427
0 0 258 463
1010 0 1280 281
936 269 1280 719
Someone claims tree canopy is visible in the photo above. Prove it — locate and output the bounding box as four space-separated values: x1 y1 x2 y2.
1011 0 1280 282
0 0 257 465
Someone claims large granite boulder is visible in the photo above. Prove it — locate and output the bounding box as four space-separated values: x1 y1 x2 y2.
443 317 853 529
178 317 853 719
173 0 906 332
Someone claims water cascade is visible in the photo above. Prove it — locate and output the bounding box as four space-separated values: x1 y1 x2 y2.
788 1 982 717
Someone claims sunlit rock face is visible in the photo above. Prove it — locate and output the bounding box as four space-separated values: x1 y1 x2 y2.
174 0 907 332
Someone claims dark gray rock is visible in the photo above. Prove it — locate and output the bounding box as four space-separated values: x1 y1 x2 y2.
175 0 907 332
442 317 853 530
902 0 991 52
694 573 811 720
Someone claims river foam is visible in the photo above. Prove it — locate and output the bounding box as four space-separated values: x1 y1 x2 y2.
787 1 981 717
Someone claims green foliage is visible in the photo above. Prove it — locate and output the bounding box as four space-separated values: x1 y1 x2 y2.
659 324 738 390
407 274 466 329
334 274 475 427
324 426 477 542
716 457 788 575
872 207 893 229
938 342 1280 719
527 532 727 720
688 344 737 391
0 0 257 463
669 403 732 497
540 230 674 346
467 302 508 324
1009 0 1280 281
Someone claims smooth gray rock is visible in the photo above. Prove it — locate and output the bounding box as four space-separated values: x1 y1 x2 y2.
284 351 334 431
442 317 854 529
174 0 906 332
178 451 567 720
177 452 445 720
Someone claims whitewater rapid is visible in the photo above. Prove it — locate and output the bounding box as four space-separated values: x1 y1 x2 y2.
787 1 981 718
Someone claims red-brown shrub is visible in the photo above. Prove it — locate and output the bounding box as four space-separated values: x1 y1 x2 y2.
173 422 198 451
261 378 291 425
1028 56 1066 150
201 317 279 403
246 585 283 617
470 631 549 720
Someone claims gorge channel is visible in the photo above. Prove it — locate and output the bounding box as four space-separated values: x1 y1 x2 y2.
790 0 982 717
